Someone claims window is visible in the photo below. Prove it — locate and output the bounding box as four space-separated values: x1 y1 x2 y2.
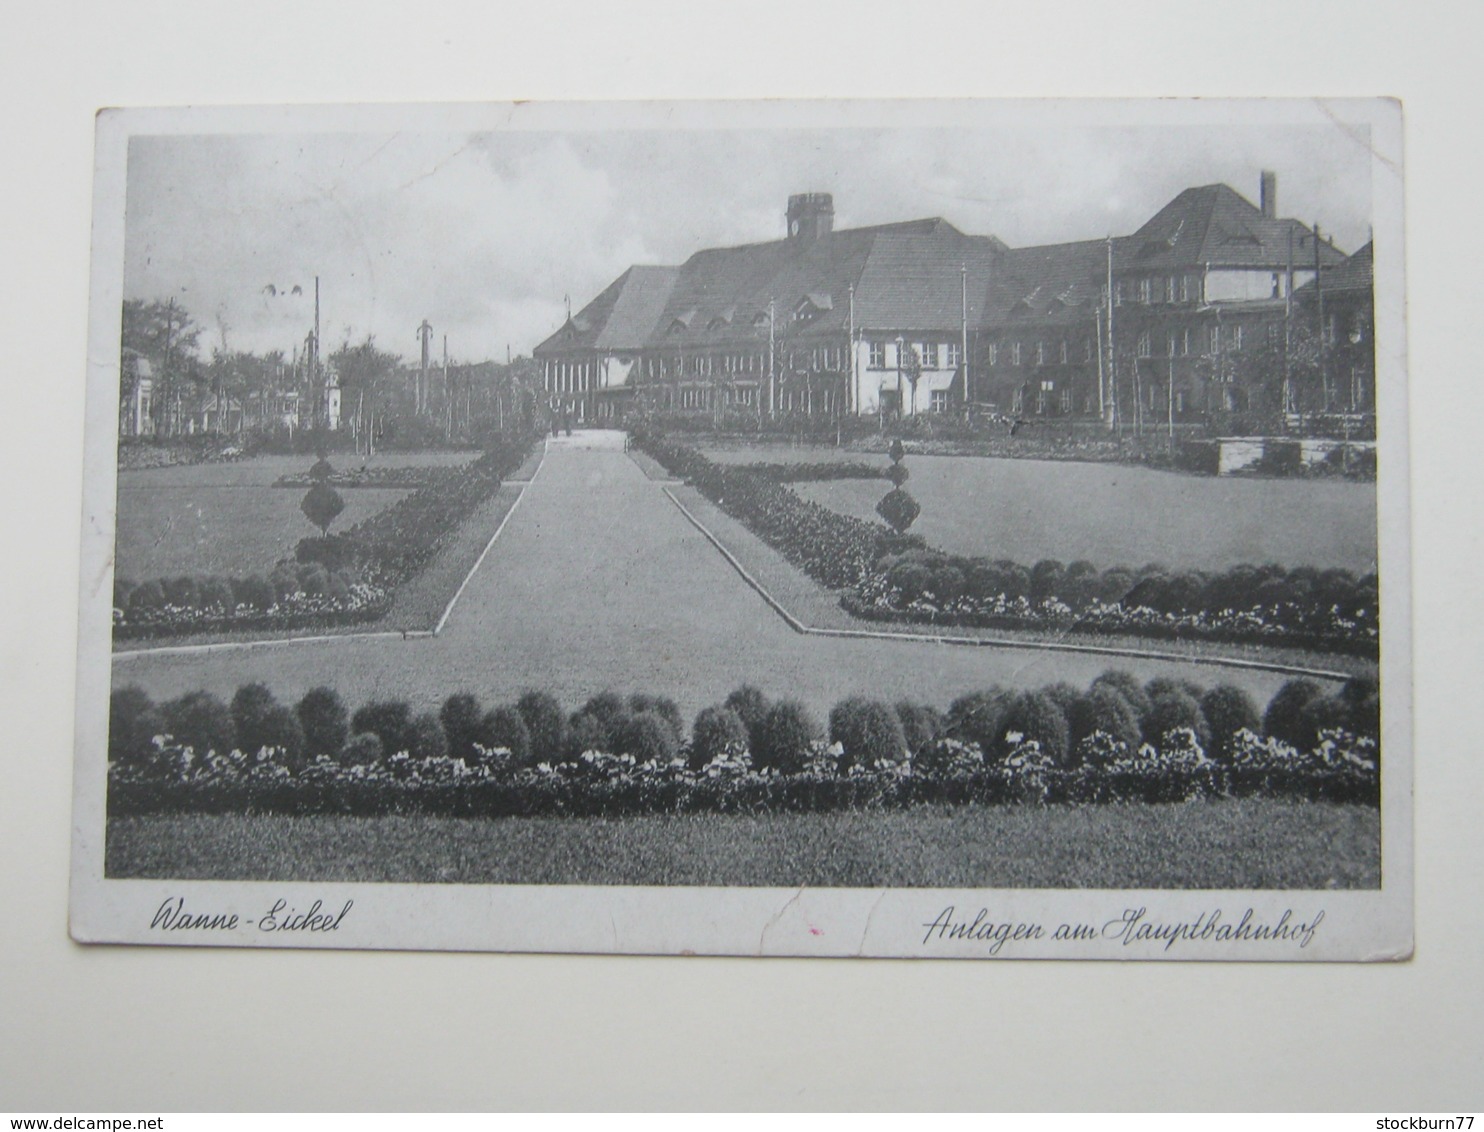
869 341 885 368
1181 328 1191 356
1167 276 1178 303
987 342 999 367
1114 280 1125 306
930 389 949 413
1083 338 1093 363
1268 323 1281 346
1035 341 1046 366
1209 326 1220 354
946 341 961 368
1167 331 1178 358
1138 278 1152 304
1059 340 1069 364
1011 341 1023 366
1061 388 1073 413
1232 325 1244 351
920 343 937 368
1137 331 1152 358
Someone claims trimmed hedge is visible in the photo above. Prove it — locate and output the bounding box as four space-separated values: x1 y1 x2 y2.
631 431 1378 658
107 669 1381 819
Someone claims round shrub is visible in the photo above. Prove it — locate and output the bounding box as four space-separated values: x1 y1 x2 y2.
113 577 138 611
440 693 484 762
1200 684 1262 761
1299 695 1353 751
690 705 748 768
296 562 330 597
1125 572 1169 611
613 711 680 764
165 575 203 609
200 576 235 611
109 685 164 767
1096 568 1136 606
1159 572 1207 614
1254 575 1296 608
1029 559 1066 603
326 572 352 603
565 711 611 758
232 683 283 754
995 561 1032 600
340 731 383 766
889 561 933 602
1263 679 1325 748
946 688 1011 755
724 685 770 746
753 700 821 774
234 574 275 612
999 691 1070 765
1315 568 1358 609
830 697 908 770
1091 670 1152 722
1069 685 1142 756
580 692 629 732
254 706 305 767
1340 675 1381 739
351 700 415 757
162 691 235 755
894 701 943 756
479 705 532 765
1062 561 1099 606
516 690 567 764
1205 564 1263 611
128 580 166 614
1143 691 1211 753
1041 682 1084 718
628 694 684 743
270 565 301 603
1146 677 1205 703
296 686 348 757
395 713 440 761
931 566 966 603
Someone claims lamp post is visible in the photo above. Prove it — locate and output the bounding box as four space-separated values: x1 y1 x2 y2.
895 334 905 419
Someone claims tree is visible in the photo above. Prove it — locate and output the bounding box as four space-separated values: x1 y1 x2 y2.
300 481 345 536
122 298 201 436
330 336 402 451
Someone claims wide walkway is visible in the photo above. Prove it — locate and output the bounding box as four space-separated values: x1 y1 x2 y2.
115 431 1306 722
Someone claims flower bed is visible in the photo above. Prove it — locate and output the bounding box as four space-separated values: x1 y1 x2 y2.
272 465 438 489
631 430 1378 657
107 672 1380 819
114 434 536 639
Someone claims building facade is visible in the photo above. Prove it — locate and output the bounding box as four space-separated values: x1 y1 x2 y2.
536 176 1360 428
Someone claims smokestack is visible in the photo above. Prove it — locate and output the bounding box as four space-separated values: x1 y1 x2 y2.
1260 171 1277 220
787 193 834 243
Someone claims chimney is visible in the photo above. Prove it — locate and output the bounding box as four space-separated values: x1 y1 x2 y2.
787 193 834 243
1260 171 1277 220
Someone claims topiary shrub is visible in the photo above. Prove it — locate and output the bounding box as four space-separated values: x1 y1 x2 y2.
200 576 235 611
946 688 1011 756
1340 675 1381 739
351 700 415 758
300 480 346 537
1200 684 1262 762
516 690 567 764
254 706 305 768
109 685 164 767
113 577 138 611
162 691 235 755
690 705 749 768
340 731 383 766
439 693 484 763
888 561 933 602
165 575 203 609
1146 677 1205 703
1263 679 1325 748
830 697 908 770
409 712 447 760
234 574 276 612
1063 560 1099 606
128 580 166 614
1143 691 1211 753
1029 559 1066 603
565 711 611 759
296 686 348 758
479 705 532 766
613 711 680 764
580 692 629 732
1069 685 1142 757
753 700 821 774
724 685 770 752
1091 670 1153 723
1041 682 1085 719
1299 695 1352 752
231 683 281 754
999 691 1070 765
628 694 684 744
894 701 943 756
931 566 966 603
296 562 330 597
1097 568 1136 605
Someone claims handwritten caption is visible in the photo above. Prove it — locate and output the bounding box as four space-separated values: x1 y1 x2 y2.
149 895 353 935
920 904 1326 954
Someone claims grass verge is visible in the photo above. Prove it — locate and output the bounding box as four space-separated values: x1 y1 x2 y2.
106 799 1378 889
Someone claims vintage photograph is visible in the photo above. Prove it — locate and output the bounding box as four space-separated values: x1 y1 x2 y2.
70 99 1409 958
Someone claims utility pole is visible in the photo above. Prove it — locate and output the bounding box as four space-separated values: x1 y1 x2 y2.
1314 221 1327 417
1283 226 1295 424
768 299 776 418
416 319 433 417
847 283 856 417
313 276 321 430
960 264 970 417
1104 237 1116 430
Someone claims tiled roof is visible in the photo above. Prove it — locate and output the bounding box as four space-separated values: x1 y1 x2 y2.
1297 240 1373 295
981 238 1115 330
533 265 681 356
1119 184 1347 271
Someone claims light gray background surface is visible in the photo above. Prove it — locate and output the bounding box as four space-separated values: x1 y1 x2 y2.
2 0 1480 1110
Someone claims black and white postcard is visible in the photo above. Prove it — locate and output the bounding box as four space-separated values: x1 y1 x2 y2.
70 98 1410 959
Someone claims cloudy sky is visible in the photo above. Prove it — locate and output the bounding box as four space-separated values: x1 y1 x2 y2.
123 115 1375 364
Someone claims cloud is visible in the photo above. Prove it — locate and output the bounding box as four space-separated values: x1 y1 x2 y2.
123 118 1373 363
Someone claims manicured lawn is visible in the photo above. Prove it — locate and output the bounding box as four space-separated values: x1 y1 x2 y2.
105 799 1379 889
115 451 478 580
700 443 1377 574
